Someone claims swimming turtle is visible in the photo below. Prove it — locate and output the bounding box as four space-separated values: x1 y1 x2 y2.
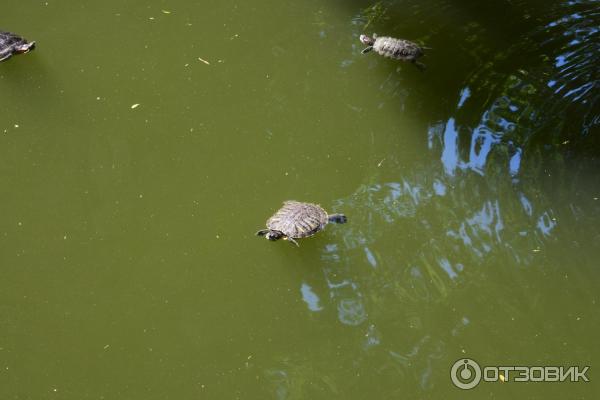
257 201 347 246
0 30 36 62
360 33 426 70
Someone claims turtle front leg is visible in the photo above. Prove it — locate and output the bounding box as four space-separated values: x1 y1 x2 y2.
361 46 374 54
285 237 300 247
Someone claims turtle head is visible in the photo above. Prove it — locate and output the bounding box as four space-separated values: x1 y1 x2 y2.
256 229 285 241
14 41 35 54
266 230 285 241
359 34 374 46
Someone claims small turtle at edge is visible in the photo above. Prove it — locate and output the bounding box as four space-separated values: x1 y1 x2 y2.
360 33 426 70
0 30 36 62
257 201 347 247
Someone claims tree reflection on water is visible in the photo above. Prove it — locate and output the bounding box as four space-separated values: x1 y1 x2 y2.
264 0 598 397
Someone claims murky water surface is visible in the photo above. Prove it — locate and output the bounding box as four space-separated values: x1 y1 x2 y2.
1 0 599 398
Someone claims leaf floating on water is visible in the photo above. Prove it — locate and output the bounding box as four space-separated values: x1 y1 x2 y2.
131 103 140 109
198 57 210 65
161 10 171 14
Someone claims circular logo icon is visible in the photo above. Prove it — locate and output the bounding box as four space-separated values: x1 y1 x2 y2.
450 358 482 390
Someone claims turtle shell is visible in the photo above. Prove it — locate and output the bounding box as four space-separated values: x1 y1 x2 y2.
266 201 329 239
373 36 423 61
0 31 34 62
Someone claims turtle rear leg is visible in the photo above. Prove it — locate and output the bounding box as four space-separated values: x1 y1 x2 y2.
361 46 373 54
328 214 347 224
412 60 426 72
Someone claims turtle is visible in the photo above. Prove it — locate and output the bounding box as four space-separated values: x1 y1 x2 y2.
257 201 347 246
359 33 426 70
0 30 36 62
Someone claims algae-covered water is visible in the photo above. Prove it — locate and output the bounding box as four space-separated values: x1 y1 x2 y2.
1 0 599 398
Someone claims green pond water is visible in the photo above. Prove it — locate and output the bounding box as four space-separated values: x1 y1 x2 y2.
1 0 599 399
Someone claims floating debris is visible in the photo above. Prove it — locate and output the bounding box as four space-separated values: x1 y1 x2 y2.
198 57 210 65
131 103 140 109
161 10 172 14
